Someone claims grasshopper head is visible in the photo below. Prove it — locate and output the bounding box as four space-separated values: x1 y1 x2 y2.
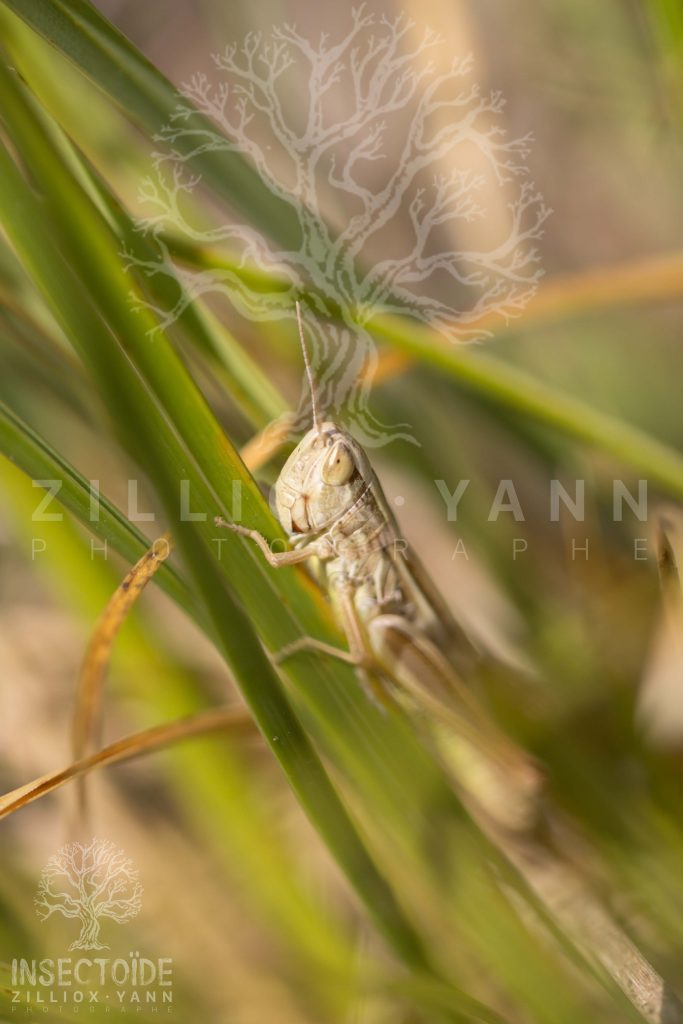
277 303 372 535
275 422 370 536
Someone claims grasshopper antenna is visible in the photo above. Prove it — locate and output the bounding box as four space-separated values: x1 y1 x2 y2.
295 300 322 433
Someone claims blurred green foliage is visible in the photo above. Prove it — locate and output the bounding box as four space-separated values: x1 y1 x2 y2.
0 2 682 1023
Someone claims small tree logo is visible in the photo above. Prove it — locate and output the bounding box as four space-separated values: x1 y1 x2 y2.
34 838 143 951
129 7 549 445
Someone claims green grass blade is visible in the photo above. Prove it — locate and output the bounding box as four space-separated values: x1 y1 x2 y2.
370 317 683 500
0 59 465 1003
0 398 199 622
127 234 683 499
0 50 458 848
0 462 360 1015
0 0 301 248
71 146 288 428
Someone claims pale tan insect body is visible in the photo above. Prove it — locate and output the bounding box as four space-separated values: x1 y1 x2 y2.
218 305 540 830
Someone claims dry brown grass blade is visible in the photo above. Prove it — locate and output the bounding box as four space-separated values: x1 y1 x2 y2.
371 252 683 385
0 705 257 820
368 349 412 387
69 419 287 823
473 251 683 335
239 412 296 472
638 507 683 747
71 532 173 818
497 823 683 1024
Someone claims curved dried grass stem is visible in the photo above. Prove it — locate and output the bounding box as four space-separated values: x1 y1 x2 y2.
71 533 174 821
0 706 256 821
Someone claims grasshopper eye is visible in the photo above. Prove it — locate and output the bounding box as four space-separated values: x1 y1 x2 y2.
322 443 354 486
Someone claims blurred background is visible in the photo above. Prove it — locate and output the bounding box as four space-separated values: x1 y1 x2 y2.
1 1 683 1022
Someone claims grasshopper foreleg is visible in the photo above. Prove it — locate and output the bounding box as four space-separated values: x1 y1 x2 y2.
216 513 392 707
214 517 324 567
215 514 362 661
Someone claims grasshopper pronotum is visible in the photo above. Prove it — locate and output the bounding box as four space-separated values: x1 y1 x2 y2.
217 304 540 832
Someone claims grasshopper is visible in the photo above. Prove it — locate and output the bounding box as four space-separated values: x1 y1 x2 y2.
217 303 540 832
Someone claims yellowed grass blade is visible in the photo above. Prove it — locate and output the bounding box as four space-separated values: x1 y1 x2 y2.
1 705 256 820
239 412 296 472
71 532 173 818
69 417 288 823
72 533 174 758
